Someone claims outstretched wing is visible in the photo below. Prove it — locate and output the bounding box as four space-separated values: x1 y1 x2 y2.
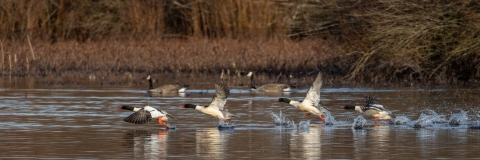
302 72 323 108
207 82 230 111
158 109 177 120
364 96 386 111
123 107 152 124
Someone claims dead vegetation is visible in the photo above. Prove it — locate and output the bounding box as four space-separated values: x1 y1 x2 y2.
1 0 480 85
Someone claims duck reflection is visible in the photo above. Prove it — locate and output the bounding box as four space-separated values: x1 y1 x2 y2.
289 128 322 159
352 125 391 159
124 129 170 159
195 128 232 159
352 129 367 157
416 128 437 157
369 126 390 158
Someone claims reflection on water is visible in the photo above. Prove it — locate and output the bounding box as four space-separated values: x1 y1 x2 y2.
124 130 169 159
2 82 480 159
195 128 232 159
298 128 322 159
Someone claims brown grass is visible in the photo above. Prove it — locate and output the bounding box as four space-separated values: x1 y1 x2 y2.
1 0 480 85
0 38 348 86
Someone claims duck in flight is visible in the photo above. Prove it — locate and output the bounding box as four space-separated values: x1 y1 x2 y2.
179 82 235 123
119 105 176 129
339 96 395 124
274 72 327 122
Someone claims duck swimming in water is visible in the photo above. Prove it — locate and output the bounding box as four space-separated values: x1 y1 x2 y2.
144 74 188 95
247 71 292 92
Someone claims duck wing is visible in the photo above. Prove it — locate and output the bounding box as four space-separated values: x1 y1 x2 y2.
123 107 153 124
364 96 386 111
158 109 177 120
207 82 230 111
302 72 323 108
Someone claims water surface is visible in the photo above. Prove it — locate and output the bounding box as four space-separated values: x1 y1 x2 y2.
1 79 480 159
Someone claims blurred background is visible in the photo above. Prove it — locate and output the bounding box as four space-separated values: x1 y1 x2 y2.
0 0 479 86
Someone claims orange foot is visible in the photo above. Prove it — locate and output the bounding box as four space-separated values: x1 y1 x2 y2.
319 115 326 121
374 117 380 124
303 113 312 118
158 117 170 129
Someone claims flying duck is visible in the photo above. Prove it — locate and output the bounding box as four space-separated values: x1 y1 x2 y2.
340 96 395 124
119 105 176 129
274 72 327 121
179 82 234 123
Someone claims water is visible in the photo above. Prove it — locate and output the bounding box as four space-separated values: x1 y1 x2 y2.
2 79 480 159
352 115 367 129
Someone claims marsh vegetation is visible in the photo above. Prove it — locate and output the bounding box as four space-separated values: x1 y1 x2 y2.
1 0 479 85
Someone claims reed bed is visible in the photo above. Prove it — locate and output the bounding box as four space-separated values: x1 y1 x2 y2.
0 38 345 86
1 0 480 86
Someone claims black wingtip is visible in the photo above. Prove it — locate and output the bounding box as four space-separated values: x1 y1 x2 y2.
365 96 377 105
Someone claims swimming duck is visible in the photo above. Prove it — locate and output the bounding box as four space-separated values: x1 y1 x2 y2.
119 105 176 129
179 82 234 122
340 96 395 124
274 72 327 121
145 74 188 94
247 72 291 92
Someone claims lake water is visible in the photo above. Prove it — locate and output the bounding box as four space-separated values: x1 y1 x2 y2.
1 78 480 159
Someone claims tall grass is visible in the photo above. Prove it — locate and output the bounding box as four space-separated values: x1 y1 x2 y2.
1 0 480 85
0 0 294 40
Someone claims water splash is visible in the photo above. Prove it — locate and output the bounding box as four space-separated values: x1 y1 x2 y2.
393 115 410 125
217 120 235 130
351 115 367 130
323 110 336 125
298 120 310 132
449 110 468 125
469 121 480 129
413 110 447 128
268 110 296 128
166 123 176 129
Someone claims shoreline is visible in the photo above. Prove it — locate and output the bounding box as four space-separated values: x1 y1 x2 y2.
0 39 478 86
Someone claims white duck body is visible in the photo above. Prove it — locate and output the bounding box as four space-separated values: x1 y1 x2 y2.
274 72 327 121
120 105 176 128
180 82 234 122
341 97 395 123
289 100 325 116
193 105 226 120
352 104 394 120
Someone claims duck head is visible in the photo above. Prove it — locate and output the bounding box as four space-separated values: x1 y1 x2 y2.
180 104 197 109
274 98 291 103
118 105 135 111
339 105 355 110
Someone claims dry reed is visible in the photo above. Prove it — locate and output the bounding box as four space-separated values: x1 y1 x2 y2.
1 0 480 85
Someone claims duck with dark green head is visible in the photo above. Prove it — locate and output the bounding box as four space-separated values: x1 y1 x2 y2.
119 105 176 129
274 72 327 122
179 82 235 123
339 96 395 124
